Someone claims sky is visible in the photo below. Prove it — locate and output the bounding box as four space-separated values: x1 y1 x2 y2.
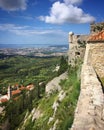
0 0 103 45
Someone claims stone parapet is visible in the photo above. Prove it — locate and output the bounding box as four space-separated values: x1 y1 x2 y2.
70 43 104 130
71 65 104 130
88 43 104 78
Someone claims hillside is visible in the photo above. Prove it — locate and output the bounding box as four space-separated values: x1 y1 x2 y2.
0 56 61 130
16 66 80 130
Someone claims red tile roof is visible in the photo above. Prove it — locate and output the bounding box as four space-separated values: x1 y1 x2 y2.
88 30 104 42
19 86 26 90
0 84 35 104
0 98 8 103
12 90 21 96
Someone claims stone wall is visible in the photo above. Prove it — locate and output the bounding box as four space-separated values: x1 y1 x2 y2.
88 43 104 78
68 33 89 65
90 22 104 34
70 44 104 130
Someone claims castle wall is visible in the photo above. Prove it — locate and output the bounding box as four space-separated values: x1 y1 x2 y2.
88 43 104 77
90 22 104 34
70 43 104 130
68 33 89 65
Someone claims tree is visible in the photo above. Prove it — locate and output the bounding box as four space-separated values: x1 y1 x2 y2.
58 56 68 75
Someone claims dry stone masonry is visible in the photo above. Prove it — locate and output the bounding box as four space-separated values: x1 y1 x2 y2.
88 43 104 78
70 43 104 130
68 32 89 66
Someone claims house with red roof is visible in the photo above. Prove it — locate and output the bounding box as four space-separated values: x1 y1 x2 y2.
0 84 35 103
87 29 104 78
12 89 21 96
0 95 8 103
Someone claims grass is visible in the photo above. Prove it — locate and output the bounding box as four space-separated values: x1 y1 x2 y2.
0 55 60 93
0 56 59 79
33 66 80 130
55 67 80 130
23 66 80 130
22 91 58 130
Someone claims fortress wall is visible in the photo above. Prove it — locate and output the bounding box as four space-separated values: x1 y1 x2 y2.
70 44 104 130
68 33 89 65
88 43 104 78
90 22 104 34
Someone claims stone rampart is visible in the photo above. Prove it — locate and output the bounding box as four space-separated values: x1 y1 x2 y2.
88 43 104 78
71 44 104 130
90 22 104 34
68 34 89 65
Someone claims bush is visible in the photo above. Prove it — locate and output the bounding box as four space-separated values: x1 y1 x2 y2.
58 56 68 75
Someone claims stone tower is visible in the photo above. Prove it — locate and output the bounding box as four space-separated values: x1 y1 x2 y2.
8 85 12 100
68 31 76 66
68 32 89 66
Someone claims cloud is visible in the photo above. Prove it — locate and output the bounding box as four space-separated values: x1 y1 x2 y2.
0 24 28 31
64 0 82 5
0 23 66 36
0 0 27 11
11 29 66 36
40 0 95 24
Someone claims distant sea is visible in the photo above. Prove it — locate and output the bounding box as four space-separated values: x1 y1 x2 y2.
0 44 68 49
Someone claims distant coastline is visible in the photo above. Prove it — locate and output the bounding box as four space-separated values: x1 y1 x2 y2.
0 44 68 49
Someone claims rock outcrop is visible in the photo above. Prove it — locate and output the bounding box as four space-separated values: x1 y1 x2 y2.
45 72 68 94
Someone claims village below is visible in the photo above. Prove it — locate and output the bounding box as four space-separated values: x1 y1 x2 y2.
0 45 68 57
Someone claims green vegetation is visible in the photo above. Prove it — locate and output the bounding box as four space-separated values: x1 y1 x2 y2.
0 55 81 130
58 56 68 75
56 66 80 130
23 65 80 130
0 55 60 129
0 86 40 130
0 55 60 94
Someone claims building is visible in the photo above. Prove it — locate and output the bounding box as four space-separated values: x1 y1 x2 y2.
0 84 34 104
7 85 12 100
87 30 104 78
68 22 104 66
90 22 104 34
88 30 104 43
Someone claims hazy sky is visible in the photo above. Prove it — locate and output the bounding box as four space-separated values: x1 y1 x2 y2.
0 0 103 45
